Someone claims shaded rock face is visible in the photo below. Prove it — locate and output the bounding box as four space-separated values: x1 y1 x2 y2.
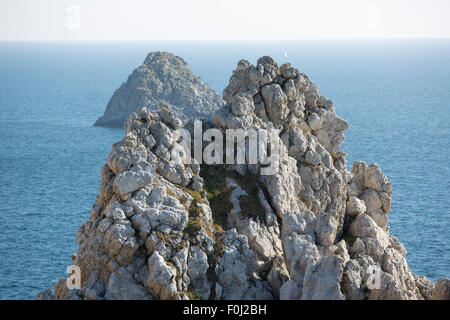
38 56 448 300
94 52 224 128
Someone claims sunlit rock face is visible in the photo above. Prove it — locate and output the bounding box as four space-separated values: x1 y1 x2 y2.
37 55 448 301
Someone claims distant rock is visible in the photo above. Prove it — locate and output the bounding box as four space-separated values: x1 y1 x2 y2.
94 52 224 128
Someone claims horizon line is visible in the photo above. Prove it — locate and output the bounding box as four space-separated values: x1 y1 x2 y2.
1 37 450 43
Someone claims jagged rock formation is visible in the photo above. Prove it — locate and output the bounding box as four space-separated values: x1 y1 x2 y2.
94 52 224 127
37 56 449 300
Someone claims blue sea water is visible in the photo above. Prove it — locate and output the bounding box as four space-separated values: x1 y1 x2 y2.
0 40 449 299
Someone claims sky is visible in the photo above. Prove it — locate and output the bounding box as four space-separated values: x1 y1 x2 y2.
1 0 450 41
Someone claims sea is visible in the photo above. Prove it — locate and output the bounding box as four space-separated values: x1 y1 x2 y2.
0 40 449 299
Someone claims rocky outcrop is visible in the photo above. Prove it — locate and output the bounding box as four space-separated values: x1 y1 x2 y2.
38 56 448 300
94 52 224 128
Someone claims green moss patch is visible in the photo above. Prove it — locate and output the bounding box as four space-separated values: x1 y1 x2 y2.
201 165 266 224
182 199 204 242
342 234 356 247
183 289 202 300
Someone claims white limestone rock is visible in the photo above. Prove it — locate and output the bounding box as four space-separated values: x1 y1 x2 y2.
216 229 272 300
187 246 211 299
346 196 367 217
105 271 152 300
308 113 322 131
38 55 445 301
314 213 339 247
113 162 155 200
261 83 289 128
301 256 346 300
231 92 255 116
146 251 180 300
107 139 147 176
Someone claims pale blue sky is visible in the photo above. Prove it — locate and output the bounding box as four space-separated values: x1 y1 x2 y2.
1 0 450 41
